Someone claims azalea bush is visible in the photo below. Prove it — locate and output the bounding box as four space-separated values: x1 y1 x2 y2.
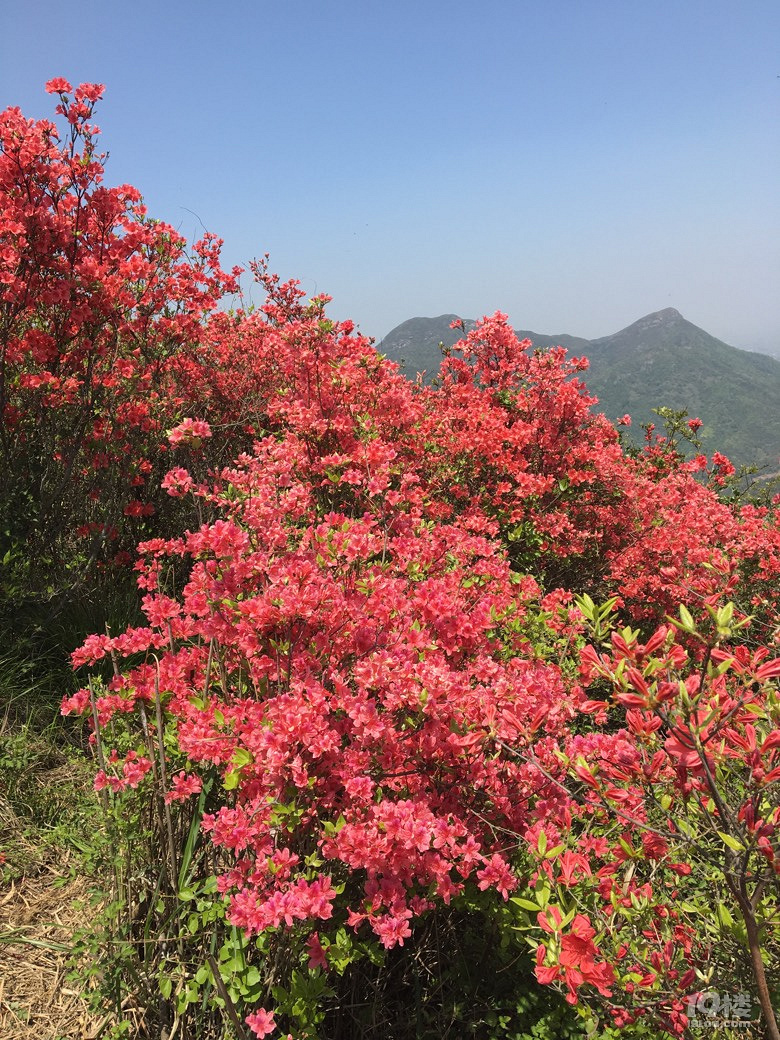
516 595 780 1036
3 83 780 1039
63 278 780 1037
0 79 242 603
66 308 594 1036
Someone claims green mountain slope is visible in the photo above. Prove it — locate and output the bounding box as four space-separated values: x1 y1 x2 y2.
378 309 780 472
376 316 477 377
584 309 780 470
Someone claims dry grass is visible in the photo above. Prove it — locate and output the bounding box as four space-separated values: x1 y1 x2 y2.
0 871 102 1039
0 768 109 1039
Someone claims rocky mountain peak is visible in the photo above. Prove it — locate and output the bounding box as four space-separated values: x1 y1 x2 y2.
623 308 685 335
652 307 683 321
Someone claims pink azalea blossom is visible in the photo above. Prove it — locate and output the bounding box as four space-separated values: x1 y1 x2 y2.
245 1007 275 1037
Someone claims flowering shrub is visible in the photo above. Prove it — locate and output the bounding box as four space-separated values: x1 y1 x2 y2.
0 81 240 598
63 279 780 1037
67 398 587 1034
6 80 779 1040
518 595 780 1035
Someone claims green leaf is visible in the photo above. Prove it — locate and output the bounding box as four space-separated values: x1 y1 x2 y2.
618 837 636 858
675 817 696 838
559 906 576 928
717 904 735 928
511 897 543 912
718 831 745 853
231 747 253 768
178 772 214 891
574 594 596 621
534 880 550 908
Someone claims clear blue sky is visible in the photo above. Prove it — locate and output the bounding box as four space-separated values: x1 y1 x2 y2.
2 0 779 352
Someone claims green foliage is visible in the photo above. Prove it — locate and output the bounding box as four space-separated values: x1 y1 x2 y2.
312 903 586 1040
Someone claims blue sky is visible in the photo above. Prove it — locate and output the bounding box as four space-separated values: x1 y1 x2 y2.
2 0 779 352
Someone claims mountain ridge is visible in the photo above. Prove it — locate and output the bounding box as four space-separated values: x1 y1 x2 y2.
378 309 780 471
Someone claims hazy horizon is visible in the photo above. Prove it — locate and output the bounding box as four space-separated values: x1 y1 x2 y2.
2 1 778 357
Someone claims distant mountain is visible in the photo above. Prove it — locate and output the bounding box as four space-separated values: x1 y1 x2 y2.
378 309 780 472
375 316 478 378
